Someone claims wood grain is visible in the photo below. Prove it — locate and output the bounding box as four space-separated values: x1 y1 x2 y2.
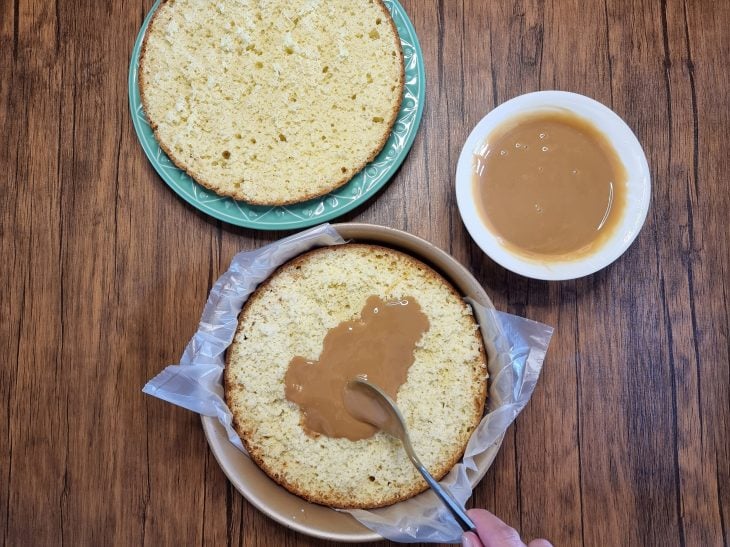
1 0 728 545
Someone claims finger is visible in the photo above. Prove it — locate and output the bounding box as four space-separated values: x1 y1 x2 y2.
466 509 526 547
528 540 553 547
462 531 484 547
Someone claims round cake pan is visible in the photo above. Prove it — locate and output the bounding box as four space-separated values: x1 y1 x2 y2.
202 222 495 542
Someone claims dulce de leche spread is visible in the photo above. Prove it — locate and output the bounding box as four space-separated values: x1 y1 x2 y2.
473 110 627 257
284 295 429 441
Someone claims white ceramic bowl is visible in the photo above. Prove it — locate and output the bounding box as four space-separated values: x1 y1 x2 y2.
455 91 651 281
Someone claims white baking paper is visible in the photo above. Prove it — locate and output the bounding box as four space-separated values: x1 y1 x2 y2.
143 223 553 544
142 224 346 451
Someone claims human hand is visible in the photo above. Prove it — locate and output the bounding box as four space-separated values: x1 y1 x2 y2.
461 509 552 547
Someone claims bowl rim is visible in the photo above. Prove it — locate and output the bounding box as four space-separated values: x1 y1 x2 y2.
455 90 652 281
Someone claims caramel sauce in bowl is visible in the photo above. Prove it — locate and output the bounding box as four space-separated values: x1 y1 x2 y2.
456 91 651 280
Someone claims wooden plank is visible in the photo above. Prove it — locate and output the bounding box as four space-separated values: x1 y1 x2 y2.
667 1 730 545
575 1 679 544
0 0 19 538
2 0 65 544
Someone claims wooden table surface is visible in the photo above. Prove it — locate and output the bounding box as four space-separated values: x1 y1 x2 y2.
2 0 728 545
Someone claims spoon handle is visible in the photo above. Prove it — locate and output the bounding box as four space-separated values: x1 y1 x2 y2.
346 378 477 533
413 460 477 533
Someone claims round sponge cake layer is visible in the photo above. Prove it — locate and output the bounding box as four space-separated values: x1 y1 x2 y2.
139 0 404 205
225 244 487 509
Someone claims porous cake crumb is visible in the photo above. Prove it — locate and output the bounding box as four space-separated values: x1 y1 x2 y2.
225 244 488 509
139 0 404 205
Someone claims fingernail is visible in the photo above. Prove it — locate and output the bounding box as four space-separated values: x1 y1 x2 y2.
461 534 475 547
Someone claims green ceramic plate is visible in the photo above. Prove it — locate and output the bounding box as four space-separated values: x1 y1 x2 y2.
128 0 425 230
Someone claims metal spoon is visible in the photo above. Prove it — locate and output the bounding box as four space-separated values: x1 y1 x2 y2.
345 378 477 533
